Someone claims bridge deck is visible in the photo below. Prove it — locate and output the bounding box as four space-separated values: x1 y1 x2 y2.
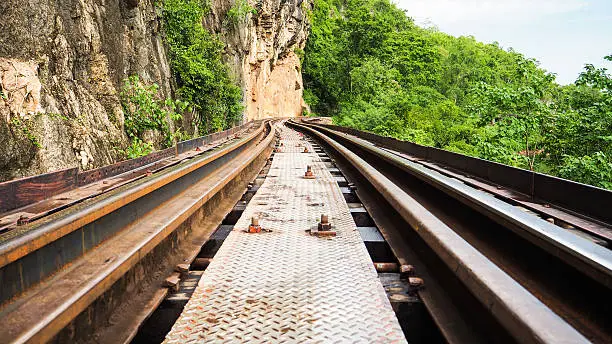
164 124 406 343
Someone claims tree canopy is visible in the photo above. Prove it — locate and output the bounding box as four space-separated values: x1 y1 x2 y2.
302 0 612 189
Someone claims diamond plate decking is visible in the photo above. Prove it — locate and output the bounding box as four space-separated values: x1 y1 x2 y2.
164 124 407 343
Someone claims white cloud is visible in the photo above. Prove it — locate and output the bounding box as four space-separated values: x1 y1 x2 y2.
396 0 589 25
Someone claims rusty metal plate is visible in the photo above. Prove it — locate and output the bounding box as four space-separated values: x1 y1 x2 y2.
164 125 406 343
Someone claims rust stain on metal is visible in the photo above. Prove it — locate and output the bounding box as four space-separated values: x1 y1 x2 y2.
374 262 399 272
163 124 406 343
399 264 414 278
408 277 425 289
0 123 256 235
16 215 30 226
0 122 266 268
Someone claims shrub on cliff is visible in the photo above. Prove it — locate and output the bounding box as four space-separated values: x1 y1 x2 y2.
120 75 188 156
161 0 244 133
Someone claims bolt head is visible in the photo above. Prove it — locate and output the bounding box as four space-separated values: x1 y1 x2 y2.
408 277 424 288
400 264 414 275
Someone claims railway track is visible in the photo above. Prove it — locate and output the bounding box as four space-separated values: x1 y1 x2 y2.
0 118 609 343
290 119 612 343
0 120 277 343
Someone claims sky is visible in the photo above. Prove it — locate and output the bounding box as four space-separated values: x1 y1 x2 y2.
395 0 612 84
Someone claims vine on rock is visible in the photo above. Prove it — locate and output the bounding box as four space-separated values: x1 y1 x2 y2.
161 0 244 134
120 75 188 157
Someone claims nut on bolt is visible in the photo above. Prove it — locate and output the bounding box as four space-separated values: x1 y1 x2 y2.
248 216 262 233
318 214 332 231
304 165 315 179
303 147 309 153
408 277 424 289
309 214 336 237
399 264 415 278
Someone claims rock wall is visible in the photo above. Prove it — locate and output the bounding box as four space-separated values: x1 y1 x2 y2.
0 0 172 181
0 0 310 181
204 0 311 120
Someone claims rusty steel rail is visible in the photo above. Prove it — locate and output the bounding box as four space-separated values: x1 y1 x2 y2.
0 122 253 232
296 121 612 288
303 118 612 245
0 120 278 343
291 120 611 343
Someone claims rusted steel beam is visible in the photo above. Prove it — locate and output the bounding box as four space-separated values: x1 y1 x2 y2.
0 122 254 217
0 168 78 213
300 122 612 291
76 148 175 187
0 125 254 234
313 122 612 227
378 148 612 245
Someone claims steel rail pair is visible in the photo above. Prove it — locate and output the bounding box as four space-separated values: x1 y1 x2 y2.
291 120 612 344
0 120 277 343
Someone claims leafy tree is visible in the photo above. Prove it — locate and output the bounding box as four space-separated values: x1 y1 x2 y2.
559 152 612 189
302 0 612 189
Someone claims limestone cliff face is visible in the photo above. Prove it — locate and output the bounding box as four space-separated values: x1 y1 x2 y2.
0 0 310 181
0 0 172 181
204 0 311 120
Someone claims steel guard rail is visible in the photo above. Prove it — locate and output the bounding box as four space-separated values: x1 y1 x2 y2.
308 121 612 226
0 120 267 306
290 120 590 344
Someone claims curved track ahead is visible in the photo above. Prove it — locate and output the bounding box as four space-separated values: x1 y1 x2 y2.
291 120 612 344
0 119 610 344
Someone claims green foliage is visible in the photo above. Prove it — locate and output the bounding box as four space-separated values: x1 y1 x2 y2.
225 0 257 25
162 0 244 133
35 112 69 121
294 47 305 63
45 112 69 121
559 153 612 189
124 138 154 159
303 0 612 189
10 117 41 148
120 75 188 148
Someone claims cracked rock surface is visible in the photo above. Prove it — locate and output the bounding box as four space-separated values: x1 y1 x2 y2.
0 0 310 181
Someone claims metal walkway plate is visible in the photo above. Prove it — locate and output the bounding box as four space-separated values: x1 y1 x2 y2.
164 124 407 343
